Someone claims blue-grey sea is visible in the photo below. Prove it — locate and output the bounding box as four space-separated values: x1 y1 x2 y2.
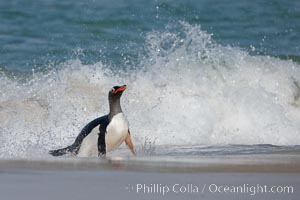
0 0 300 158
1 0 300 71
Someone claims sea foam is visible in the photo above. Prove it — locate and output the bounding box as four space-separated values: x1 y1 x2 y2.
0 22 299 158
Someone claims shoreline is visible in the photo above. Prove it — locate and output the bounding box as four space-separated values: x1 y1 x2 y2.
1 153 300 173
1 154 299 200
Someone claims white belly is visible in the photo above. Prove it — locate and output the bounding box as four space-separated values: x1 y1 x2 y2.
106 113 129 152
77 113 129 157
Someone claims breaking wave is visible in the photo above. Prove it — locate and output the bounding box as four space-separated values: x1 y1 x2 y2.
1 22 300 158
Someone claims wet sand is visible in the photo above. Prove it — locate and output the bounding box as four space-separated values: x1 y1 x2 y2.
0 154 299 200
1 153 300 172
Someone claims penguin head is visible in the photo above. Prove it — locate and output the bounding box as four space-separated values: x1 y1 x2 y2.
108 85 127 102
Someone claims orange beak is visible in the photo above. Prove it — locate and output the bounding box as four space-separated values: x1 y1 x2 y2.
114 85 127 93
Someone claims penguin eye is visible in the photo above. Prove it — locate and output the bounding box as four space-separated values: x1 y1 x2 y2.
111 88 115 93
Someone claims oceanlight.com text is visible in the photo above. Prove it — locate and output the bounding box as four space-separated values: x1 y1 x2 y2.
207 183 293 195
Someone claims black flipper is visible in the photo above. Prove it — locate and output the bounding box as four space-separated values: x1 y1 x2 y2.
49 115 109 156
98 117 109 157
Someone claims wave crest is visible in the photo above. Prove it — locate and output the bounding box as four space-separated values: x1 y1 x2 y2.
1 22 300 158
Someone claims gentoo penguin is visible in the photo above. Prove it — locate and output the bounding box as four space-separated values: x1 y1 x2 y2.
49 85 136 157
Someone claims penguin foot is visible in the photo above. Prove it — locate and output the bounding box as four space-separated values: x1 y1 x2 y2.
125 132 137 156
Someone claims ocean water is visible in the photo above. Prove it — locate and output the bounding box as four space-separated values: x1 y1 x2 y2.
0 0 300 158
